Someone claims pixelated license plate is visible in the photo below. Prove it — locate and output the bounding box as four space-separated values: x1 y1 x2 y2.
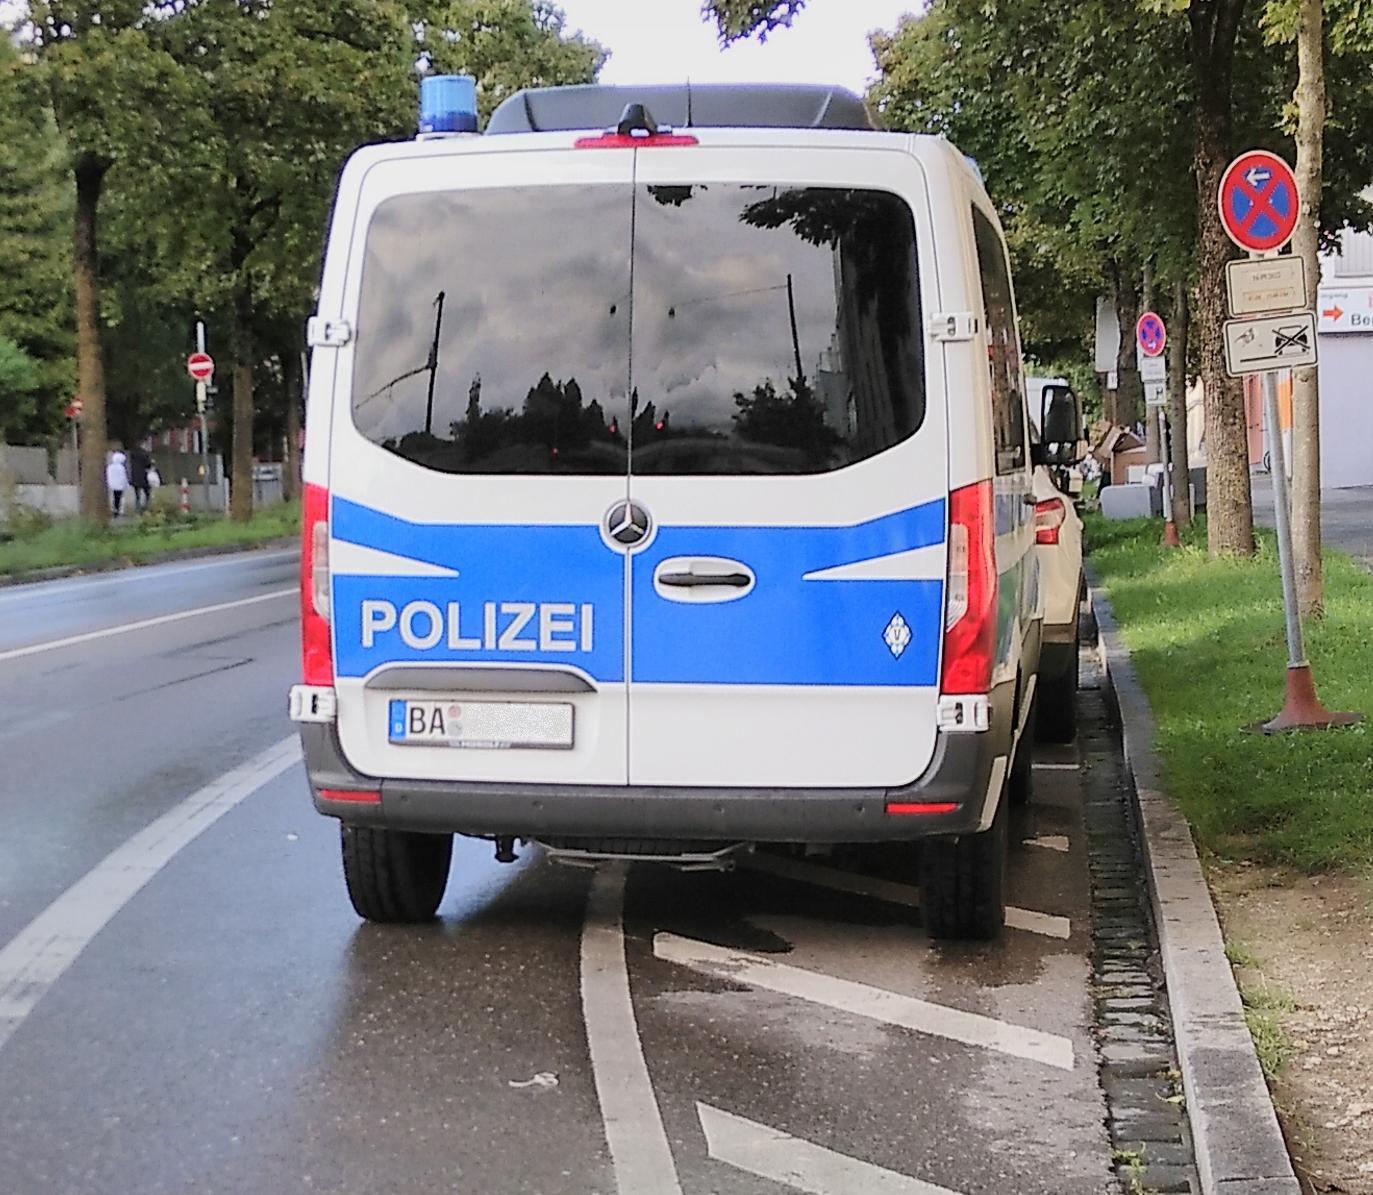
388 699 573 749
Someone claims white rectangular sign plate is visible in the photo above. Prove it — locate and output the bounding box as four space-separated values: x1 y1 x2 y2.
1139 355 1166 383
1317 286 1373 334
1144 380 1167 407
1223 312 1319 377
1225 257 1307 317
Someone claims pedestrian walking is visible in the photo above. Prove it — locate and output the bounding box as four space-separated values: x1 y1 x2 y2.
128 445 153 512
106 449 129 517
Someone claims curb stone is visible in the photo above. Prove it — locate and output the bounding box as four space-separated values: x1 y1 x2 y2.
1087 576 1301 1195
0 536 298 589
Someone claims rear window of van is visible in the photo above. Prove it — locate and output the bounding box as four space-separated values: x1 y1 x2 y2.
351 183 925 475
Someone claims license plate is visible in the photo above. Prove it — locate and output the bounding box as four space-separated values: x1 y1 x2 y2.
388 699 573 749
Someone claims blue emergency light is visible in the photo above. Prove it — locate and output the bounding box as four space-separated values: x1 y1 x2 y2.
419 75 478 135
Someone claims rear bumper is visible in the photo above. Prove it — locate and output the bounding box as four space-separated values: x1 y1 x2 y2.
299 683 1014 843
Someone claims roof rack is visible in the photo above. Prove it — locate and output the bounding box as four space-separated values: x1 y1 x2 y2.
485 83 874 136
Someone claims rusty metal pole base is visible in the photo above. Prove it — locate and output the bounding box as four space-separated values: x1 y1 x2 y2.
1162 520 1182 547
1246 664 1365 734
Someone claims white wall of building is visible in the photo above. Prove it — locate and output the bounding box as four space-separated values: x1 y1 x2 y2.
1317 226 1373 489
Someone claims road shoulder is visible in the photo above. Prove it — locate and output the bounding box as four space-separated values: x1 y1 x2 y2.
1090 580 1302 1195
0 535 298 589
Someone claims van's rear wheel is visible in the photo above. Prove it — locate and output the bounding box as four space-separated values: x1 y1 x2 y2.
921 793 1007 941
341 825 452 923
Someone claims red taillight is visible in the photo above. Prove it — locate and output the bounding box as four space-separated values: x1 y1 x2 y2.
301 482 333 686
1034 496 1066 546
319 788 381 804
942 480 997 695
573 133 699 149
886 802 960 816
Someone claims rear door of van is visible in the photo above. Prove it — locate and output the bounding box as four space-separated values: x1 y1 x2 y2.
326 146 635 785
624 144 949 788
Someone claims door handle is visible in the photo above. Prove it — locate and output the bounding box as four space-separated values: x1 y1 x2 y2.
657 571 752 588
652 556 756 603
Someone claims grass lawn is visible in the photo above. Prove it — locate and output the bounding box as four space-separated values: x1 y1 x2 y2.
1086 514 1373 873
0 501 299 578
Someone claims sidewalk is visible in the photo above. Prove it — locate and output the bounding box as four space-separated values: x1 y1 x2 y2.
1251 473 1373 569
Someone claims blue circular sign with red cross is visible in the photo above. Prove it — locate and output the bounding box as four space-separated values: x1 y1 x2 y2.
1217 150 1300 253
1136 311 1166 357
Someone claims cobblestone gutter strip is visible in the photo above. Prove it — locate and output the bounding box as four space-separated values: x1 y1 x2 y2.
1089 579 1301 1195
0 537 298 589
1078 663 1198 1195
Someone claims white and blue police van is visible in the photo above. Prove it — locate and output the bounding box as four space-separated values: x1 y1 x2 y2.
289 77 1078 939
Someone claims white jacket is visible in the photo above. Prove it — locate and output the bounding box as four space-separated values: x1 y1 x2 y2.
106 452 128 491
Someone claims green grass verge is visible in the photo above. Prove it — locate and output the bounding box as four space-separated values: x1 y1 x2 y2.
0 501 299 578
1086 514 1373 873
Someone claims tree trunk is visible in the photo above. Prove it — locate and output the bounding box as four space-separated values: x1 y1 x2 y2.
282 345 300 502
73 155 110 523
230 283 254 523
1113 280 1143 430
1191 3 1255 556
1291 0 1324 616
1168 279 1192 530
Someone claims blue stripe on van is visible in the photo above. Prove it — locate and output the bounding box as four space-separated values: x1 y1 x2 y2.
633 499 945 687
329 496 945 687
331 499 625 681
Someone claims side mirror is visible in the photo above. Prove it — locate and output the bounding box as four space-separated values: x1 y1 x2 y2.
1032 384 1085 468
1041 384 1083 445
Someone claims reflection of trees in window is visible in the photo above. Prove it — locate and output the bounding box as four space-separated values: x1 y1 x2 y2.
733 375 841 467
380 371 624 474
738 188 922 461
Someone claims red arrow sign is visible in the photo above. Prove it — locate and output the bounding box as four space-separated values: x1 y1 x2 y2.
64 399 83 420
1323 305 1344 321
187 351 215 382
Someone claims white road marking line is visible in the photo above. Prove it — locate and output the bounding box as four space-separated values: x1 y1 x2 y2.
1032 762 1078 771
0 736 300 1053
698 1103 965 1195
1022 835 1071 853
580 866 683 1195
655 932 1074 1071
742 854 1072 941
0 588 295 663
0 549 298 601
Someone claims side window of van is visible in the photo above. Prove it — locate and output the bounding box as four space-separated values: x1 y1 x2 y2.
971 208 1026 475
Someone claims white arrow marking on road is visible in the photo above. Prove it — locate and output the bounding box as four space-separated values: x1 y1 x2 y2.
1245 167 1271 188
0 736 300 1053
654 932 1074 1071
698 1103 965 1195
742 853 1071 940
1022 835 1071 853
581 866 683 1195
0 588 295 663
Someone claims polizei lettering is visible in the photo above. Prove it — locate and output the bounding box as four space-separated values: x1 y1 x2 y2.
361 600 593 654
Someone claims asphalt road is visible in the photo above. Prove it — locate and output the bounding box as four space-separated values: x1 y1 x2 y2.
0 550 1121 1195
1252 473 1373 567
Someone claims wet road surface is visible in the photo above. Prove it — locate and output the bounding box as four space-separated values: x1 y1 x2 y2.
0 551 1122 1194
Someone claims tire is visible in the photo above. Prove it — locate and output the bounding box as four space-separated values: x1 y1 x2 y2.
922 789 1008 941
341 824 453 923
1037 653 1078 744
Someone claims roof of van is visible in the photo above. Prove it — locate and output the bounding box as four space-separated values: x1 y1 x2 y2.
485 83 874 135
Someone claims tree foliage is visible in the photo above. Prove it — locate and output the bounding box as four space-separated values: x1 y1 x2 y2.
0 36 72 443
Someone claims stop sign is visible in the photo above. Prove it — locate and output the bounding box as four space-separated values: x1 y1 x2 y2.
187 351 215 382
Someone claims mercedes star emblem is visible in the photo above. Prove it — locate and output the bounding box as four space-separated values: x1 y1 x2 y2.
604 499 652 548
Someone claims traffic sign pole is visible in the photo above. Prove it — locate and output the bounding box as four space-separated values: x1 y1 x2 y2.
1262 370 1305 670
196 321 211 515
1218 152 1363 732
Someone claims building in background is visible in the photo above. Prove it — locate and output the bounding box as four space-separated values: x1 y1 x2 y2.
1245 223 1373 486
